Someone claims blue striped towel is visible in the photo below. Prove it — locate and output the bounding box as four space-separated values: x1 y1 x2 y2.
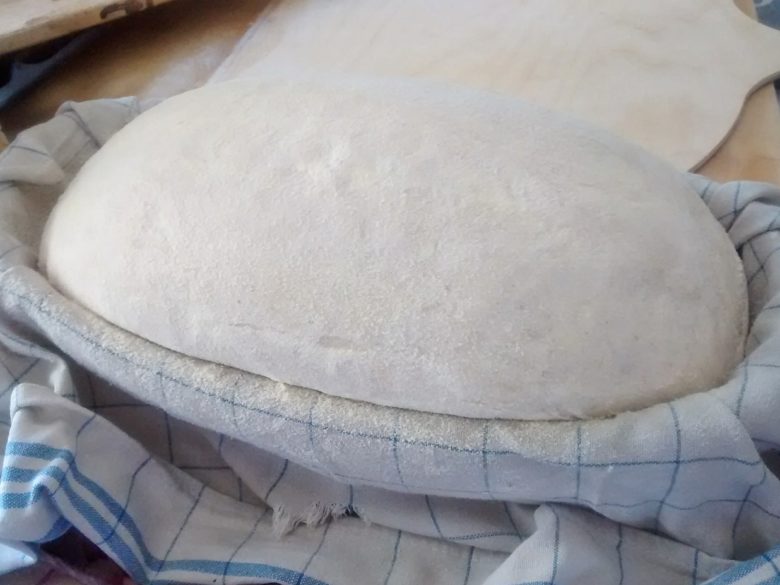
0 98 778 584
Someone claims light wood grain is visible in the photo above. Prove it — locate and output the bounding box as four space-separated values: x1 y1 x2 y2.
0 0 178 55
212 0 780 171
701 0 780 185
0 0 263 136
1 0 778 185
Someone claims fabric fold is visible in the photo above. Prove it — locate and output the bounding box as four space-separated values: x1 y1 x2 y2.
0 97 778 584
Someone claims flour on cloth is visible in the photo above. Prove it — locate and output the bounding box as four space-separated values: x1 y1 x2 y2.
0 98 779 585
39 76 746 421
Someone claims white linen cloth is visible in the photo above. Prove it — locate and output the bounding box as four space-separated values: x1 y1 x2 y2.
0 98 778 584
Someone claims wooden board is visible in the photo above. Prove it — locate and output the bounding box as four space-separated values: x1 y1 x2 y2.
689 0 780 184
212 0 780 171
0 0 778 186
700 77 780 183
0 0 264 136
0 0 178 55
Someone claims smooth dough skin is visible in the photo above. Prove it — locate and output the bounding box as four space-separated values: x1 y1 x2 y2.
39 77 748 420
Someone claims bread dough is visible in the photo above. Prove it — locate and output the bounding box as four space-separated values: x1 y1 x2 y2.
39 76 748 420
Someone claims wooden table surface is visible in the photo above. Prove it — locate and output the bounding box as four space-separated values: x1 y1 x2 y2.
0 0 778 185
0 0 176 54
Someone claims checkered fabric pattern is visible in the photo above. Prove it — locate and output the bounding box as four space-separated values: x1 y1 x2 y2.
0 98 778 584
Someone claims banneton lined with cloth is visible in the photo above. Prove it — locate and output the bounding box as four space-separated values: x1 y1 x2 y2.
0 99 778 584
40 76 746 420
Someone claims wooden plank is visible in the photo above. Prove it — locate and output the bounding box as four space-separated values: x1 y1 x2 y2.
211 0 780 171
1 0 778 186
0 0 263 136
699 0 780 184
0 0 177 55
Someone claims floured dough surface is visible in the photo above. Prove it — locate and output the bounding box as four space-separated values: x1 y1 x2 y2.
40 77 747 420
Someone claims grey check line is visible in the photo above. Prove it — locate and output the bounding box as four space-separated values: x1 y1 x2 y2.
177 465 231 471
549 507 560 585
0 116 94 205
115 98 136 112
735 363 751 418
229 378 242 438
93 402 149 410
221 509 266 585
503 502 524 540
699 182 714 203
481 422 495 500
382 530 402 585
51 413 97 498
307 392 327 472
16 432 780 564
0 144 51 168
157 373 174 465
424 495 446 539
462 546 475 585
575 425 583 501
0 353 13 377
23 123 93 191
692 549 700 585
294 519 332 585
0 358 39 399
110 98 139 125
391 411 409 491
446 529 525 542
737 231 780 255
308 395 318 452
750 362 780 369
766 207 780 232
0 328 37 353
96 456 152 547
716 209 737 224
731 467 769 550
714 184 743 229
6 144 50 158
85 372 97 409
747 242 780 285
549 491 780 518
62 110 101 149
153 483 207 580
77 413 97 437
153 369 175 463
747 239 764 284
616 524 625 585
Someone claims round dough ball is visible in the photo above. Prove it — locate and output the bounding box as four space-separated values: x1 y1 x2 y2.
40 77 747 420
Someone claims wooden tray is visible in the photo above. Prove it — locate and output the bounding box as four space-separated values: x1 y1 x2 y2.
212 0 780 171
0 0 777 185
0 0 176 55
